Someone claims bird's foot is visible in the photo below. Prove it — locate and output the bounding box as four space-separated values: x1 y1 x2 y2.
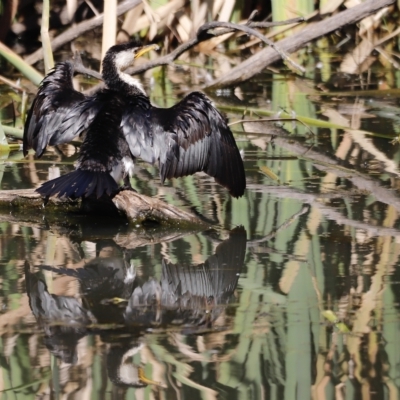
115 185 137 195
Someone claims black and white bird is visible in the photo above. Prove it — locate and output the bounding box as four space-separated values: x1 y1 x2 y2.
23 41 246 199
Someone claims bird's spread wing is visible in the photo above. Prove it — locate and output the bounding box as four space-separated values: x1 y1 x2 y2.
23 61 101 157
121 92 246 197
47 95 104 147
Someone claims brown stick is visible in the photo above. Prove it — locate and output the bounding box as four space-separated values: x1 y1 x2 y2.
24 0 142 65
205 0 395 88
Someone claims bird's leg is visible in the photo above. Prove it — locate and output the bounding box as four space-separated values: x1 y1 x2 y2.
121 175 137 191
42 195 50 206
115 176 137 195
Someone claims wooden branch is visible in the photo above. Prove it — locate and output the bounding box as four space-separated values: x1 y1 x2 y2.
0 188 206 227
73 51 103 80
204 0 396 88
114 227 202 249
25 0 142 65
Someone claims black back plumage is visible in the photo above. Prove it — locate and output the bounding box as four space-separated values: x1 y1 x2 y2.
25 42 246 199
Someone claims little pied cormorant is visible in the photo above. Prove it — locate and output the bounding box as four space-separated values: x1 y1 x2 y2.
23 41 246 199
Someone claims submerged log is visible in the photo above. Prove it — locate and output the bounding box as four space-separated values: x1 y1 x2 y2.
0 188 206 227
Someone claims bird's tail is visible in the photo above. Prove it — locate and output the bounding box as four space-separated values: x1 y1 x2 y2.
36 169 119 199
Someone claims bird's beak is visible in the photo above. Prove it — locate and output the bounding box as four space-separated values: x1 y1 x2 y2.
134 44 160 59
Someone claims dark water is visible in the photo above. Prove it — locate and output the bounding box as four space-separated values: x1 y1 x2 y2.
0 63 400 400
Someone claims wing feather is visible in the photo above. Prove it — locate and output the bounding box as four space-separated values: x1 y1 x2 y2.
122 92 245 197
23 61 101 157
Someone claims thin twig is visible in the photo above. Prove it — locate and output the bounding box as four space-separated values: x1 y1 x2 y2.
228 117 297 127
228 115 315 136
73 52 103 79
247 206 310 246
82 0 100 17
246 10 258 23
249 17 304 28
0 75 24 91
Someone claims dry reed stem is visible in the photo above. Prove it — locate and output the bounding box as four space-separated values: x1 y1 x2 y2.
117 0 185 39
25 0 142 65
117 3 144 42
101 0 118 66
40 0 54 73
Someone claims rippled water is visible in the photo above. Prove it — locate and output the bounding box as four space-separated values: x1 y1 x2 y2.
0 63 400 399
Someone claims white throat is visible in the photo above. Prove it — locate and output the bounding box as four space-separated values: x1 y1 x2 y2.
114 51 147 95
118 72 146 95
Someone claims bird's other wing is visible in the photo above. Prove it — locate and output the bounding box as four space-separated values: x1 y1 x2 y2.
122 92 246 198
36 91 130 200
23 61 101 157
47 95 104 148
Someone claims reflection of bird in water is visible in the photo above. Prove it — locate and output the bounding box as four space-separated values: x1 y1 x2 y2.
126 227 246 328
34 227 246 329
47 256 137 325
25 261 156 386
71 256 135 299
25 227 246 384
23 41 246 199
24 261 94 364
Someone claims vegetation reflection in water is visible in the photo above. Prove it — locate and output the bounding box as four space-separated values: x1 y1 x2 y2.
2 66 400 400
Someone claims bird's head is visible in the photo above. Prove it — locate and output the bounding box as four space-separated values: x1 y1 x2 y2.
103 41 159 72
102 41 159 94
